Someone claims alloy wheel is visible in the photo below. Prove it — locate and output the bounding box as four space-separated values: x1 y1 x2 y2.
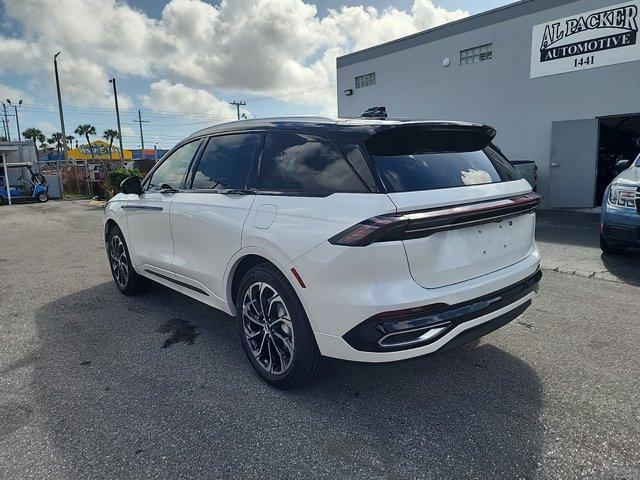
109 235 129 289
242 282 295 375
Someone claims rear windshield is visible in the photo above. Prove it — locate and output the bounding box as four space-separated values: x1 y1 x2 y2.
365 126 521 193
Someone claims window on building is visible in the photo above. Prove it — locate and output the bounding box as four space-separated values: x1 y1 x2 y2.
190 133 260 190
355 72 376 89
460 43 493 65
259 132 367 194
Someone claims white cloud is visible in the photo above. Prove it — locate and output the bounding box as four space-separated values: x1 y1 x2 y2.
140 79 239 121
0 0 468 114
0 83 31 103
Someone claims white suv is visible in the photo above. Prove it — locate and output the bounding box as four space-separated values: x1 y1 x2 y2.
104 118 541 388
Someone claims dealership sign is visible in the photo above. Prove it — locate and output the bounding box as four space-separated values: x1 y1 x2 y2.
530 1 640 78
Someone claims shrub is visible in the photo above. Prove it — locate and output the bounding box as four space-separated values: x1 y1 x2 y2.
107 167 142 195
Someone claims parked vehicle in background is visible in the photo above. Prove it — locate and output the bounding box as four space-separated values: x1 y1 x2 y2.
0 162 49 205
511 160 538 192
601 153 640 253
104 117 541 388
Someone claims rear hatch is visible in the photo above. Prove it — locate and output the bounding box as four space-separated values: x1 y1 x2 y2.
365 124 537 289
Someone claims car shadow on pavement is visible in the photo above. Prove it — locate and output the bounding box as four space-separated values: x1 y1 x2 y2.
31 282 543 480
600 251 640 286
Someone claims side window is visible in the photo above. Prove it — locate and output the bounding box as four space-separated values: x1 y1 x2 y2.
146 140 201 191
191 133 260 190
340 144 379 192
259 133 366 193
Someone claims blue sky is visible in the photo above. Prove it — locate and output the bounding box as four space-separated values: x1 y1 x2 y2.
0 0 514 150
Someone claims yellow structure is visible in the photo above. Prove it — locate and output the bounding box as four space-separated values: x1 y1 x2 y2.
69 140 133 160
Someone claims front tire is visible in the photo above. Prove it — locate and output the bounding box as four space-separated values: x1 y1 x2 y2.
107 225 152 295
236 263 324 389
37 193 49 203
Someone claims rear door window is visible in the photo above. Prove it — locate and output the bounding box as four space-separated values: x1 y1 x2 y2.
190 133 260 190
259 132 367 194
365 126 521 193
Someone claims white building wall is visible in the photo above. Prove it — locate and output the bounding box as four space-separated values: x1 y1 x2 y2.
337 0 640 207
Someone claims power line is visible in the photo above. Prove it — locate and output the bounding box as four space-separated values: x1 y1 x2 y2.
17 83 336 118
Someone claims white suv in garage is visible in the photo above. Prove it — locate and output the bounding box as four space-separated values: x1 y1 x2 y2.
104 118 541 388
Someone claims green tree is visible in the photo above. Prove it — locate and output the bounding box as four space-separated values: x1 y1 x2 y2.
65 134 75 150
22 127 43 158
38 133 48 154
74 124 97 161
48 132 64 159
103 129 120 160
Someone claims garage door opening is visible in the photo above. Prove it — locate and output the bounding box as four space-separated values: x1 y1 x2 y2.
596 114 640 206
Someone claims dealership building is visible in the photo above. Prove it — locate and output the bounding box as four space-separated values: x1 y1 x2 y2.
337 0 640 208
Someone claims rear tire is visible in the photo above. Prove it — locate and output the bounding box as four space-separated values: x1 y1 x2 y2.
107 225 152 295
37 193 49 203
600 234 625 254
236 262 324 389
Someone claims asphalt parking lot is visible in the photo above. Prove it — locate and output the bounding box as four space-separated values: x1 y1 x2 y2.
1 200 639 480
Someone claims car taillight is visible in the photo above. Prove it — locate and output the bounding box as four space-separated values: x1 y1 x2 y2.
328 214 408 246
328 193 542 247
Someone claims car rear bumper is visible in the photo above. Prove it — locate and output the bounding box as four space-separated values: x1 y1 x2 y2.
343 269 540 353
314 290 536 363
292 240 540 362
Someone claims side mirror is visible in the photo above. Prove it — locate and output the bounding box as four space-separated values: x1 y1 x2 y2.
120 176 143 195
614 159 631 175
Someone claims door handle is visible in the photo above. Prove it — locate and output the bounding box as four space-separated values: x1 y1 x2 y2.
550 163 560 167
160 188 179 194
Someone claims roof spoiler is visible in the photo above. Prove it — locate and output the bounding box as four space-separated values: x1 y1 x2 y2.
365 123 497 156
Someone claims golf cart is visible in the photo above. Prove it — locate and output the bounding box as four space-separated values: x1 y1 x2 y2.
0 161 49 205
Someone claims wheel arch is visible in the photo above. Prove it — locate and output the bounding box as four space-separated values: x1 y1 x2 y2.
224 248 308 319
104 218 119 242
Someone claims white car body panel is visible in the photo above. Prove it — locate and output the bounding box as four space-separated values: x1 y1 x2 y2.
120 191 177 273
291 237 540 339
170 191 257 302
241 193 398 265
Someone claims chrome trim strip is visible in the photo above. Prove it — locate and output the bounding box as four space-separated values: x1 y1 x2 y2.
121 205 163 211
144 269 209 296
378 323 450 348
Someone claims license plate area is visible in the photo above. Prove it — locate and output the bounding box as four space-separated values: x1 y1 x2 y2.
404 213 535 289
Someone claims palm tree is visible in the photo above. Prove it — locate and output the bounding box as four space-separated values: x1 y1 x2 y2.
23 127 43 158
74 124 97 161
48 132 64 160
65 134 75 151
103 129 120 160
38 134 48 155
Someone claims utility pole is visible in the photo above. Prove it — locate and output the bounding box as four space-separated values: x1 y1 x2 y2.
230 101 246 120
1 102 10 141
109 78 124 160
133 109 149 158
6 99 22 141
53 52 70 167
